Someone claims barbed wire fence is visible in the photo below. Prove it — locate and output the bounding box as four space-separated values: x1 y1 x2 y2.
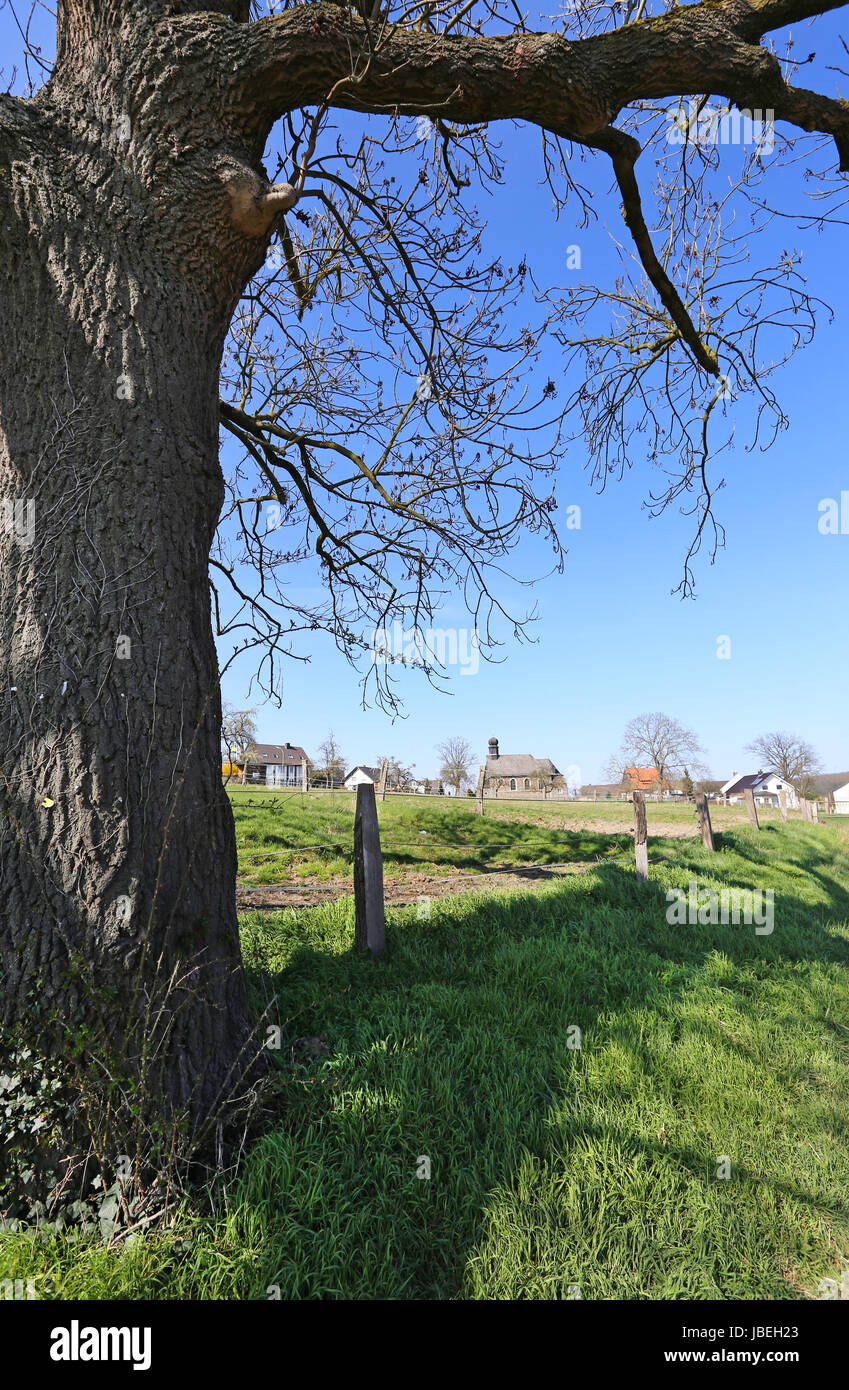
228 781 831 945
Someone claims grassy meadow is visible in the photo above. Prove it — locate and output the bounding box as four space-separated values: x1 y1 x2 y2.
229 785 776 886
1 800 848 1299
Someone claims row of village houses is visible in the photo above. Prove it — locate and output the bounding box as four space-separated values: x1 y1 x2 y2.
227 739 849 812
581 767 849 811
228 736 565 797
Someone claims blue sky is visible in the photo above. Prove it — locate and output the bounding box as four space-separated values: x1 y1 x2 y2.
4 2 846 783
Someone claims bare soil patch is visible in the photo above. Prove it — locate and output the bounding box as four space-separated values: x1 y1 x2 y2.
236 860 595 911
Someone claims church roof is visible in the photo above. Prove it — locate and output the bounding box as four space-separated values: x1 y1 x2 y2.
485 753 560 778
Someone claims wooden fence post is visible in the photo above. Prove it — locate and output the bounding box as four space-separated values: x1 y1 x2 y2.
633 790 649 882
694 789 715 851
354 783 385 956
811 799 819 823
378 758 388 802
779 788 787 822
475 764 485 816
801 797 810 821
744 787 760 829
301 757 309 794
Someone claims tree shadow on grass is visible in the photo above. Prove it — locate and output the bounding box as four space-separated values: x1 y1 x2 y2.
712 826 849 926
378 808 635 871
242 809 636 877
238 828 849 1300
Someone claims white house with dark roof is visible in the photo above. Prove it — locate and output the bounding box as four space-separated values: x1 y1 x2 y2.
720 771 798 808
343 765 381 790
243 742 310 786
483 736 563 795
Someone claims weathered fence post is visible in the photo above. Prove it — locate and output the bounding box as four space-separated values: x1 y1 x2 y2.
378 758 388 802
744 787 760 829
475 764 485 816
811 798 819 823
801 797 811 822
828 791 836 815
779 788 787 822
301 757 309 794
633 790 649 882
694 789 715 851
354 783 385 956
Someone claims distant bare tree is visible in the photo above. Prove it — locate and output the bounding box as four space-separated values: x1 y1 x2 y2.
436 737 475 796
375 755 415 790
610 713 708 796
221 705 258 785
745 731 821 797
314 731 347 788
602 753 627 785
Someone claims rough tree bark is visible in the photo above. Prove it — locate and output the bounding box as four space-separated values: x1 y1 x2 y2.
0 0 846 1121
0 1 282 1116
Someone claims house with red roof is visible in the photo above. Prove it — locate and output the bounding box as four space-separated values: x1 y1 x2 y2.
619 767 675 800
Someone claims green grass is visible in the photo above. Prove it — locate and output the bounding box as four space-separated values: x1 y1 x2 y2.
227 785 770 885
229 786 635 884
2 819 848 1299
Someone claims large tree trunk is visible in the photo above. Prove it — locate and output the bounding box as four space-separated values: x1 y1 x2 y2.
0 21 275 1121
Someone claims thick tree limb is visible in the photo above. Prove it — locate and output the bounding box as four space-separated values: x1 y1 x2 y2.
207 1 849 167
738 0 848 35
